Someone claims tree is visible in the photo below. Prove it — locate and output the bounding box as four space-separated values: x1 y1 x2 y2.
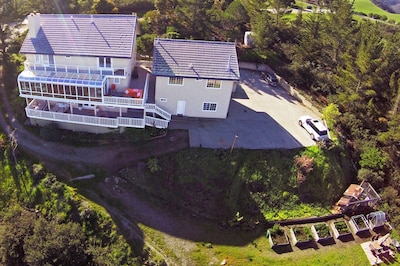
176 0 214 39
0 0 18 65
92 0 118 14
268 0 295 27
0 208 35 266
24 218 88 266
152 0 178 34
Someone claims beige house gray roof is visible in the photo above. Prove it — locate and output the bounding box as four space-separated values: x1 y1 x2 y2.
20 14 136 58
152 38 240 80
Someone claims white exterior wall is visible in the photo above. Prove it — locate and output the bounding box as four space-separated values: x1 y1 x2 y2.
155 77 235 119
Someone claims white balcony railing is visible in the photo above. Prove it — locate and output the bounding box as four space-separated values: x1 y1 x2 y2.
24 61 127 77
26 108 147 129
145 116 170 128
145 104 172 120
103 96 144 107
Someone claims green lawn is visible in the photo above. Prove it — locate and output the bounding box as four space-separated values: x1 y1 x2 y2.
353 0 400 22
189 235 371 266
292 0 400 22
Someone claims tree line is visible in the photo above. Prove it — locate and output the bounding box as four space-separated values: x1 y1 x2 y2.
1 0 400 243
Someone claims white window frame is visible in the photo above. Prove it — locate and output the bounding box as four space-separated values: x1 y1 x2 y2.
34 54 54 66
168 77 184 86
206 79 221 89
34 54 41 64
202 102 217 112
99 57 112 68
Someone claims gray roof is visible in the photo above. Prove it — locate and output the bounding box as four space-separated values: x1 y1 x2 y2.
20 14 136 58
152 38 240 80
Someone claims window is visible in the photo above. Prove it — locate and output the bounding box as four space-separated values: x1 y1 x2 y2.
160 98 167 102
206 79 221 89
34 54 54 66
114 78 120 84
202 102 217 112
168 77 183 85
34 55 41 64
99 57 112 68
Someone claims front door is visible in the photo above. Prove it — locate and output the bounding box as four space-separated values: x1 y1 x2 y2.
176 101 186 116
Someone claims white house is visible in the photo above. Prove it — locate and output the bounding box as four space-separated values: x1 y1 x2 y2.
18 13 170 133
152 38 240 119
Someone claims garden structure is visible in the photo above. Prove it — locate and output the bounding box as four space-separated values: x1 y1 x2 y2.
367 211 389 231
311 223 334 243
336 181 381 213
290 226 314 246
331 220 352 239
267 224 290 248
349 214 370 236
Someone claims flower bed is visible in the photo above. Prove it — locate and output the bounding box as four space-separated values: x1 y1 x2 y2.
291 226 313 244
332 220 352 239
267 224 290 248
353 215 368 229
313 223 332 239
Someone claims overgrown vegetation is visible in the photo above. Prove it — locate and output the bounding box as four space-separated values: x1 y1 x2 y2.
0 134 148 265
127 146 353 227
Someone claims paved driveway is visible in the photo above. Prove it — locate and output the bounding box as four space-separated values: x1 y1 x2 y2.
169 69 321 149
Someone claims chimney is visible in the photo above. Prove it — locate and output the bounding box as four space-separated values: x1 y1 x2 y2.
28 12 41 38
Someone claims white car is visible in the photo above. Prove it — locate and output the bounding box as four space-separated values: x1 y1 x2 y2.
298 116 329 141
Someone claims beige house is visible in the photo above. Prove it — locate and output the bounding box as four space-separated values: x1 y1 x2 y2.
152 38 240 119
18 13 170 133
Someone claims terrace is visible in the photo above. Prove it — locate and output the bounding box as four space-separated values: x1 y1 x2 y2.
24 62 128 78
25 67 171 128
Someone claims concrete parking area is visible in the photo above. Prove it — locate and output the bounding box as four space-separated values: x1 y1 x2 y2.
169 69 322 149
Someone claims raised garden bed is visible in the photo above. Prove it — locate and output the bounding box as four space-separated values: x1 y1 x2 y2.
312 223 333 242
331 220 352 239
349 215 369 233
267 224 290 248
290 226 313 245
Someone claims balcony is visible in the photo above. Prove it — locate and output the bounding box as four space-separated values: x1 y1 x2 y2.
26 100 146 128
24 61 127 77
26 99 170 129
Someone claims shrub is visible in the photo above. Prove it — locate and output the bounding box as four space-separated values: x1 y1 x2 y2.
359 147 387 171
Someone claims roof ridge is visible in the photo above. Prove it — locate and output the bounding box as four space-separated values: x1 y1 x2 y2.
156 38 235 46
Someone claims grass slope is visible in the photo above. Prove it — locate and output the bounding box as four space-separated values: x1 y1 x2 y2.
354 0 400 21
134 146 354 224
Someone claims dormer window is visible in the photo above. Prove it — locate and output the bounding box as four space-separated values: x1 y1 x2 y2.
99 57 111 68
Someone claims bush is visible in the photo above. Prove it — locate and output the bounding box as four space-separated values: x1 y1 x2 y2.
359 147 387 171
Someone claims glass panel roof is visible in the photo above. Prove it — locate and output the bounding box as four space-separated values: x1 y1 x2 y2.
18 70 105 88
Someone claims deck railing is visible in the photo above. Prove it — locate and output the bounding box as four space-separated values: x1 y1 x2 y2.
103 96 144 107
145 104 171 120
24 61 127 77
26 107 147 128
145 116 169 128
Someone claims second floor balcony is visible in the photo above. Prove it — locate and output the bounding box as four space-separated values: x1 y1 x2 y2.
24 61 128 77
